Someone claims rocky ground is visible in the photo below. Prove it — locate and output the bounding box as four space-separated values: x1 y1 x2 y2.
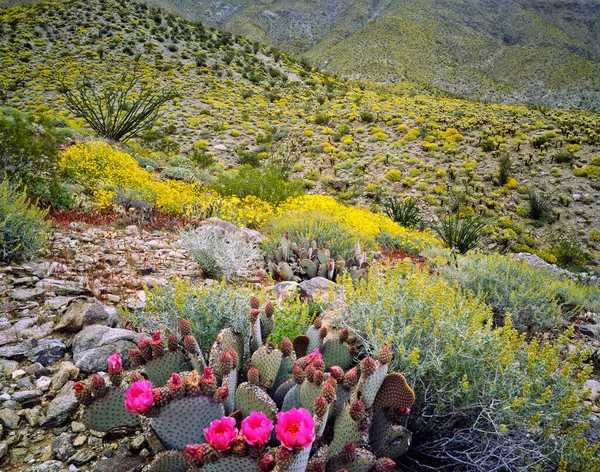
1 219 600 471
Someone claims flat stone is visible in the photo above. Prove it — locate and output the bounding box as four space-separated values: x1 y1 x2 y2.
9 287 45 301
92 456 147 472
68 449 97 466
29 460 65 472
0 331 17 346
71 421 85 433
12 389 43 403
586 379 600 402
72 325 141 373
42 389 78 427
44 296 78 311
36 279 85 295
36 376 52 390
73 434 87 446
55 299 116 333
51 362 79 390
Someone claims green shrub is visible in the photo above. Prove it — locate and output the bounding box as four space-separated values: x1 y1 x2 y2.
211 165 304 205
382 195 422 228
134 278 255 353
162 166 196 182
549 233 588 266
434 215 487 254
496 153 512 186
0 110 59 193
340 265 596 471
263 210 376 258
443 253 599 331
0 180 51 262
553 150 574 164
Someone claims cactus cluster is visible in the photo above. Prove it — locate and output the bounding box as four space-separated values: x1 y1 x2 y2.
75 301 415 472
267 234 374 282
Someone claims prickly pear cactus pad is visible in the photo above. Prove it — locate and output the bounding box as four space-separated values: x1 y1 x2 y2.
82 386 140 432
143 450 189 472
251 345 283 388
235 382 278 420
321 335 353 370
373 372 415 410
149 394 225 450
144 351 192 387
201 455 260 471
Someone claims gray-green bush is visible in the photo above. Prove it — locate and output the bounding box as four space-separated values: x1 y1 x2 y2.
0 180 51 262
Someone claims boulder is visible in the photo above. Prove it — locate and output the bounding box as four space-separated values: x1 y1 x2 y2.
42 387 79 427
52 432 75 461
93 456 147 472
72 325 141 373
28 339 67 366
298 277 337 301
54 299 117 332
197 217 263 245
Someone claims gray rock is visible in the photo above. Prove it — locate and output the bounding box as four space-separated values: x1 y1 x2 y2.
28 339 67 366
92 456 147 472
585 413 600 444
0 359 19 375
0 441 7 460
0 407 20 429
55 299 113 332
585 379 600 402
53 432 75 461
273 281 301 301
0 331 17 346
13 389 43 403
29 460 65 472
72 325 141 373
42 389 78 427
22 407 40 426
68 449 96 466
197 217 263 244
36 279 85 295
298 277 337 301
9 287 45 301
44 296 78 311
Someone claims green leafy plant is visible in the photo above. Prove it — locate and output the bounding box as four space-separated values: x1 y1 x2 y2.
549 233 588 266
382 196 422 228
527 189 552 221
211 165 305 205
0 179 51 262
434 214 487 254
496 153 512 186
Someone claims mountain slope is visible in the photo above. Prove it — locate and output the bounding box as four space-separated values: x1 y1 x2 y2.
145 0 600 110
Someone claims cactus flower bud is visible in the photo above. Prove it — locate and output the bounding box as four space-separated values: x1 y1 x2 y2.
138 335 153 361
257 453 276 471
168 373 184 391
151 331 163 345
248 367 260 386
340 442 357 463
179 318 192 337
314 395 328 418
313 369 324 386
183 335 198 354
73 382 92 405
322 378 337 403
319 327 328 340
313 317 322 329
378 345 393 365
348 344 358 356
107 353 122 375
312 357 325 372
249 308 260 322
265 301 275 318
250 295 261 310
343 367 359 389
311 460 326 472
329 366 344 381
201 367 217 397
339 328 349 343
91 373 107 397
276 446 293 463
281 337 293 357
167 332 179 351
374 458 396 471
229 348 240 370
360 357 377 377
350 400 366 422
305 365 315 383
129 348 144 366
220 350 233 376
185 444 204 468
292 365 305 384
214 385 229 404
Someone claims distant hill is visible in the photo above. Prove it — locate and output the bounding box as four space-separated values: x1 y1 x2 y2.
137 0 600 111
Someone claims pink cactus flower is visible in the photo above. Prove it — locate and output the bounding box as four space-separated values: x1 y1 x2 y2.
276 408 315 450
124 380 154 414
204 416 238 452
151 331 163 345
168 373 184 390
107 353 122 375
305 348 323 366
241 411 274 447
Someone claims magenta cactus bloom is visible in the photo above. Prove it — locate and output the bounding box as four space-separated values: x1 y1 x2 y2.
276 407 315 450
124 380 154 414
241 411 274 446
204 416 238 452
305 348 323 366
107 353 122 375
